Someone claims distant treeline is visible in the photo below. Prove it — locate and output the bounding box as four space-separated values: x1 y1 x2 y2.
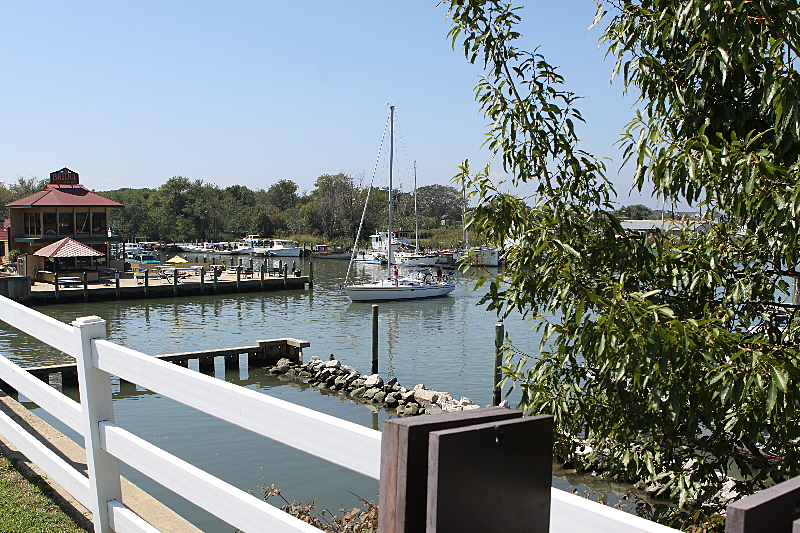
91 174 465 243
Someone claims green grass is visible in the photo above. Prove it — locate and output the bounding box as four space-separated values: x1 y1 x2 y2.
0 458 88 533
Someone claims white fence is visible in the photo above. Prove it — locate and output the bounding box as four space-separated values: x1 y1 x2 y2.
0 295 678 533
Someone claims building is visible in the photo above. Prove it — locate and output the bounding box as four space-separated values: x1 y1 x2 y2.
5 168 123 276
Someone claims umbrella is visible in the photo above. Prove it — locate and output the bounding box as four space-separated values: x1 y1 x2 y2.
166 255 188 263
34 237 104 258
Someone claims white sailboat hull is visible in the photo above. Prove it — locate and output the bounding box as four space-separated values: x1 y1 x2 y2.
345 279 455 301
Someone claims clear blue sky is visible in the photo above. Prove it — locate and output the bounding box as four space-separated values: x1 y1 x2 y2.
0 1 658 207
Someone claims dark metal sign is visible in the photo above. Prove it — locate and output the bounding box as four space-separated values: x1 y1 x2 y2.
50 168 79 185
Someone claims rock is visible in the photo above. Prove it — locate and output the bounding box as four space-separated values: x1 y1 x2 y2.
334 376 348 386
325 375 336 387
316 369 332 381
285 369 297 378
298 371 312 378
374 391 387 403
363 387 379 399
341 365 357 374
425 404 443 415
441 402 462 412
275 358 292 372
307 355 321 364
386 377 398 387
437 391 453 404
385 394 399 406
498 400 511 409
351 386 366 398
325 359 341 369
391 383 402 392
414 389 439 405
364 374 384 388
400 390 416 403
403 404 419 416
413 383 426 390
459 397 475 406
462 404 480 410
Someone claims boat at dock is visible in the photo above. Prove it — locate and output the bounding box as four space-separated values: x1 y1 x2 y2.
252 239 302 257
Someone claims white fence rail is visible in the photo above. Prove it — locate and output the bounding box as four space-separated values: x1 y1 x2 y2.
0 294 678 533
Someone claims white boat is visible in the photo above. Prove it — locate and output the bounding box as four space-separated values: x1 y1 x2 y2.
345 106 455 301
393 251 441 266
253 239 303 257
353 251 387 264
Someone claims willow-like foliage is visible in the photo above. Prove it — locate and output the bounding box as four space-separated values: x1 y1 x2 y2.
444 0 800 522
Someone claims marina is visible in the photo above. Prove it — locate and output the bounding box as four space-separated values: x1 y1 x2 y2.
0 257 648 532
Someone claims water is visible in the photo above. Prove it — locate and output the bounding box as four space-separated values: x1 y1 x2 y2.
0 257 632 531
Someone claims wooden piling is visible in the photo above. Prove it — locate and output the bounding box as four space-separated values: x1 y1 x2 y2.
308 262 314 289
260 264 265 290
236 266 241 290
372 304 379 374
144 270 149 297
200 268 205 295
82 272 88 302
173 269 178 296
494 322 504 406
283 264 288 288
115 274 120 300
54 272 60 301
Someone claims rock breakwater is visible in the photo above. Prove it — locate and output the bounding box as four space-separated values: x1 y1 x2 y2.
269 355 479 416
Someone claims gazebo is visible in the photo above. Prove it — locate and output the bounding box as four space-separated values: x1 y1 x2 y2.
34 237 104 281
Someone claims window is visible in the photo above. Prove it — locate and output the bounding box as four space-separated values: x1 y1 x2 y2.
42 212 56 235
91 212 106 235
76 212 89 234
58 212 73 235
23 212 41 235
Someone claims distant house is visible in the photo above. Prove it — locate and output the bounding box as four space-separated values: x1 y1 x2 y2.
619 219 707 235
4 168 123 271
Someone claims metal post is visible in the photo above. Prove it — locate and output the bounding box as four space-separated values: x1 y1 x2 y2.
308 261 314 289
372 304 379 374
54 272 59 301
82 272 88 302
494 322 504 406
72 315 122 533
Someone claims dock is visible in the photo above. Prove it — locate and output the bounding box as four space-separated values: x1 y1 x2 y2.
1 266 310 305
0 337 309 395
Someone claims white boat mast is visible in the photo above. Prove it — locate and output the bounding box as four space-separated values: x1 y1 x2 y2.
387 105 395 272
414 161 419 253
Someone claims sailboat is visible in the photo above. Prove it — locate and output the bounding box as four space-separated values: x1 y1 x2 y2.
393 161 441 267
345 106 455 301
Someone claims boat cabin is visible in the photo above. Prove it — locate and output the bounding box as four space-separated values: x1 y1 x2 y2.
369 230 413 252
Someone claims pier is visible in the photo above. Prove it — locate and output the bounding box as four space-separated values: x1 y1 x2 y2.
0 338 309 395
0 264 310 305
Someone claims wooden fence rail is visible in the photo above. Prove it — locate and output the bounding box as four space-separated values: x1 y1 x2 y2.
0 293 687 532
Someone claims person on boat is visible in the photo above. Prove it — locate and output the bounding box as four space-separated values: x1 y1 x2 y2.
392 265 399 286
436 267 443 280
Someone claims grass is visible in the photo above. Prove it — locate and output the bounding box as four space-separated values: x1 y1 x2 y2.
0 457 88 533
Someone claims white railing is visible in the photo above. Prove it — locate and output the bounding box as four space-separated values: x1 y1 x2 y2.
0 294 678 533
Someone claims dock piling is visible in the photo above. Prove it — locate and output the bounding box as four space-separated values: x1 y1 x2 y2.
493 322 504 406
173 269 178 296
372 304 379 374
236 266 241 290
54 272 60 301
308 262 313 289
144 270 149 297
200 268 205 294
115 273 120 300
82 272 88 302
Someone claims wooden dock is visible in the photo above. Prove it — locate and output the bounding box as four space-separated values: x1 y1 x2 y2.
0 338 309 396
21 267 309 305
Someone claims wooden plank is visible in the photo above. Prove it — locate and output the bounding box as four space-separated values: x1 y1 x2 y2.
107 500 163 533
0 295 74 356
725 475 800 533
93 340 381 479
378 407 522 533
0 408 92 508
101 422 323 533
426 416 552 533
550 489 680 533
0 356 83 433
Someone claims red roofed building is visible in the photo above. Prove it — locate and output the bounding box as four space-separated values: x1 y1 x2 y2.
5 168 124 277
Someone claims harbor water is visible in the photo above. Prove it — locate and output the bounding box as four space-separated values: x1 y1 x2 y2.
0 257 635 531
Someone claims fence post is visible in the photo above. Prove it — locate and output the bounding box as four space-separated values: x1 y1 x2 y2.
379 409 552 533
72 315 122 533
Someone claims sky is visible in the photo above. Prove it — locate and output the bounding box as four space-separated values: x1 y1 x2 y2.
0 1 659 208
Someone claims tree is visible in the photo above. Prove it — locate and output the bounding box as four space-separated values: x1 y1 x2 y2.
264 180 299 211
615 204 654 220
445 0 800 525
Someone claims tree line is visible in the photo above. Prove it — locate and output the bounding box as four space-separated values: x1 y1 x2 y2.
87 175 464 243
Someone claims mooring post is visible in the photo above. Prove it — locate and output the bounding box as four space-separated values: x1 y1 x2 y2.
494 322 504 406
54 272 60 301
283 264 288 288
308 261 314 289
291 260 296 273
372 304 379 374
82 272 88 302
260 264 265 290
200 268 205 295
173 268 178 296
236 266 241 290
249 258 253 270
144 270 149 297
114 272 120 300
213 267 218 294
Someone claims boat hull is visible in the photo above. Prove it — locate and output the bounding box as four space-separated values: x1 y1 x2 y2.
345 281 455 301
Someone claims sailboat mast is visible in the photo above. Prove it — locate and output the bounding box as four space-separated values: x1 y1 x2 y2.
414 161 419 252
387 105 395 269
